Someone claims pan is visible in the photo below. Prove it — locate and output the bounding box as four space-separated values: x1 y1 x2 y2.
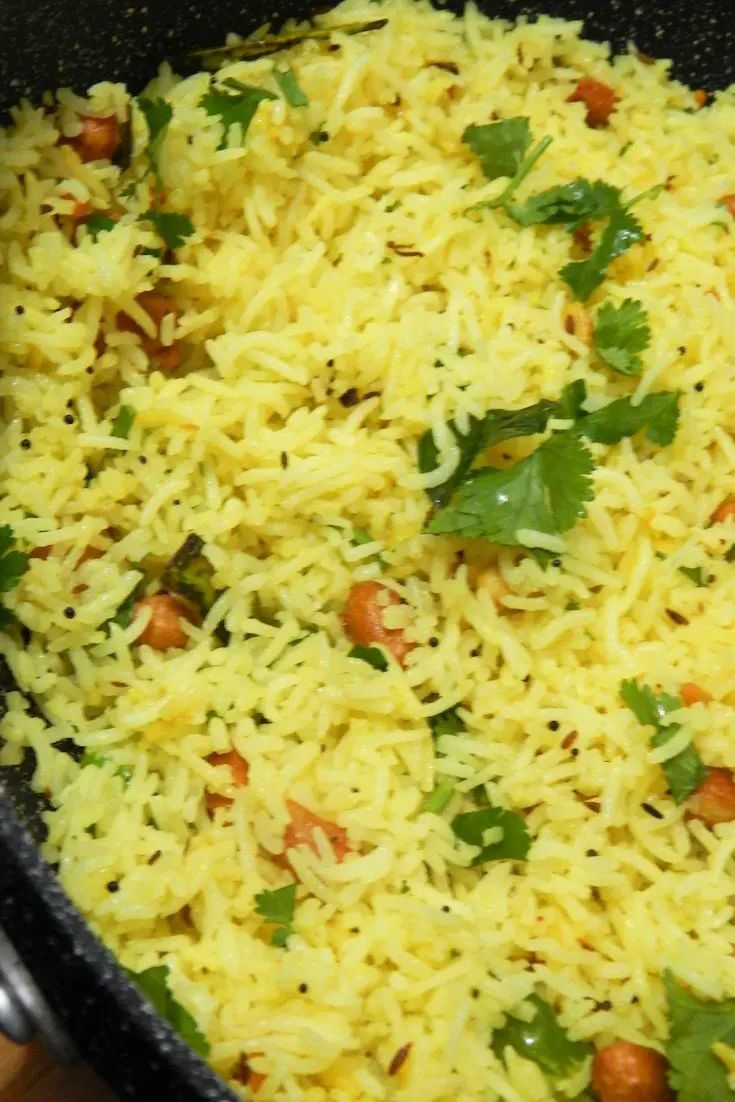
0 2 734 1099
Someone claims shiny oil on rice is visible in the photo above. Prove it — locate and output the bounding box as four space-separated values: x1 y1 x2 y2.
2 1 735 1098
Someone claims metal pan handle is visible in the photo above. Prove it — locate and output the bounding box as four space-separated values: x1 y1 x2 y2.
0 924 77 1065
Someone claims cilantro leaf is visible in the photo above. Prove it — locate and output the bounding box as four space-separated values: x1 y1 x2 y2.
620 679 706 803
201 81 276 149
429 705 466 739
561 206 643 301
464 118 552 211
125 964 209 1057
85 213 117 241
679 565 708 587
0 527 29 594
81 750 132 786
493 994 591 1077
254 883 297 947
665 971 735 1102
508 178 622 228
137 97 173 178
0 607 19 630
417 399 559 508
421 780 455 814
593 299 651 376
576 390 680 446
452 806 530 864
427 431 594 549
348 644 389 670
139 211 195 250
463 118 532 181
273 67 309 107
553 378 587 421
111 405 135 440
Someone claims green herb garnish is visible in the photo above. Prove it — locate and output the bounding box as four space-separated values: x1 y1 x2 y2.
81 750 133 786
678 565 708 587
620 679 706 803
124 964 209 1057
508 178 621 228
417 399 558 508
421 781 455 815
509 178 660 300
351 526 386 569
422 385 680 550
0 526 29 632
576 388 680 446
561 206 643 301
254 883 297 947
273 67 309 107
593 299 651 376
493 995 591 1077
162 534 228 643
201 81 276 149
139 211 195 250
137 97 173 179
665 971 735 1102
451 806 530 864
111 405 135 440
85 213 117 241
348 644 389 670
429 705 466 740
427 430 594 548
463 117 552 210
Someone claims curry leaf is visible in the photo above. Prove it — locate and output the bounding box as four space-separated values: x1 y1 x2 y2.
493 995 591 1077
451 806 530 864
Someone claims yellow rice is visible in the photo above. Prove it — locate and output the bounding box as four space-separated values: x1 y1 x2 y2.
2 1 735 1097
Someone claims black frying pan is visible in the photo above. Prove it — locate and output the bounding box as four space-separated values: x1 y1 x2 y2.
1 2 734 1099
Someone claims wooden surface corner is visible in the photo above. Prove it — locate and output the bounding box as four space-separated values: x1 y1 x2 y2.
0 1034 117 1102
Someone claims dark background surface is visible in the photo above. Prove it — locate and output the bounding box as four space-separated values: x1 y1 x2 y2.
1 1 734 1100
1 0 735 111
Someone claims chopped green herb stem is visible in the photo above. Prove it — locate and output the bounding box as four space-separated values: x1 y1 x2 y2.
422 781 455 815
273 67 309 107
